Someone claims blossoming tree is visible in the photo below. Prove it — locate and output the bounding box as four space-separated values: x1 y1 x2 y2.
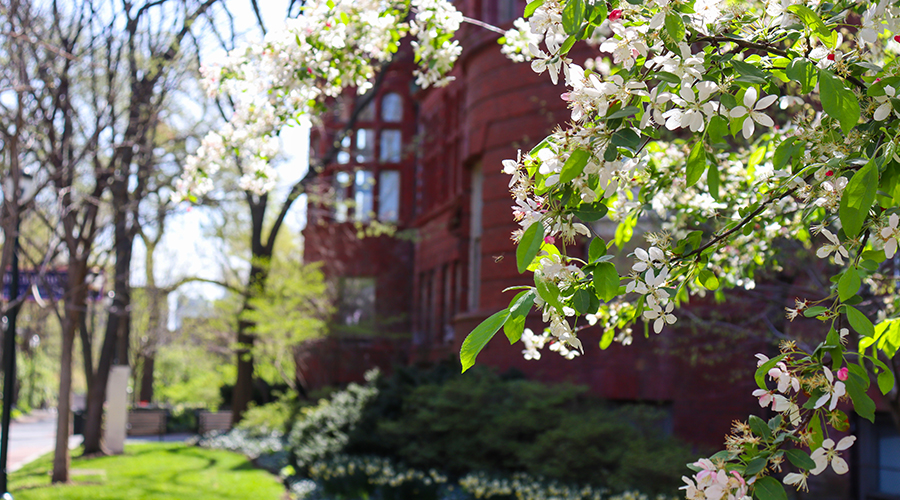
180 0 900 497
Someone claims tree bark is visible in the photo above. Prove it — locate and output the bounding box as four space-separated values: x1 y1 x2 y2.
139 355 155 403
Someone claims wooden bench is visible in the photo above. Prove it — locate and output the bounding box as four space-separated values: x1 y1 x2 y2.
198 411 232 435
127 409 167 437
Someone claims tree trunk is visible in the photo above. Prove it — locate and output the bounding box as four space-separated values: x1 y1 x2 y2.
82 197 133 454
51 324 75 483
231 257 269 424
139 355 154 403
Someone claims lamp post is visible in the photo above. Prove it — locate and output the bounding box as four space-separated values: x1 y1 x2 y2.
1 173 32 497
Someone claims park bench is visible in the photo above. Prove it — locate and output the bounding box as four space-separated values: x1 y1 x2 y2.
198 410 232 435
127 409 167 438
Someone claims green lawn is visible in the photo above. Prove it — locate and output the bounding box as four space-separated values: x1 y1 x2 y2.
9 442 286 500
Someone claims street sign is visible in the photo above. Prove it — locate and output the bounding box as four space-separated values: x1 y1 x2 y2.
1 269 104 302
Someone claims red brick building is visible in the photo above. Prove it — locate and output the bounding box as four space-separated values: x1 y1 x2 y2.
301 0 764 451
300 7 897 497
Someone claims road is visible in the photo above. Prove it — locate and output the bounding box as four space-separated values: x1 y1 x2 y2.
5 409 81 472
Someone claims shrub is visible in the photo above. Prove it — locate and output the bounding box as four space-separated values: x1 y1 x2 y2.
287 373 379 468
278 363 691 495
236 390 304 436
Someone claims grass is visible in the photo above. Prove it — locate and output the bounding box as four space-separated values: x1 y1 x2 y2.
9 442 286 500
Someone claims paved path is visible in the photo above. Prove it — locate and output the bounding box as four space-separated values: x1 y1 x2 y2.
6 409 81 472
5 410 193 472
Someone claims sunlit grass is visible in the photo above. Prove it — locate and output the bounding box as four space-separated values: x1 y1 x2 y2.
9 442 285 500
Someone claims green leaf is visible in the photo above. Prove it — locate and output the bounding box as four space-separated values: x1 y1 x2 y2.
708 115 729 144
749 415 771 439
560 149 591 185
611 128 641 150
603 105 641 120
838 269 861 302
686 139 707 188
593 262 619 302
559 34 577 55
732 60 769 84
573 202 608 222
664 13 685 41
845 372 876 423
697 269 720 290
839 159 877 238
803 305 829 317
787 5 836 47
744 455 768 476
504 290 535 344
573 288 593 315
707 162 720 199
535 274 564 311
786 58 817 94
588 2 607 22
878 369 895 395
753 476 787 500
783 449 816 471
460 309 510 372
773 137 802 171
524 0 545 18
517 222 545 273
561 0 585 35
599 329 615 349
818 69 860 135
846 305 875 337
588 237 607 262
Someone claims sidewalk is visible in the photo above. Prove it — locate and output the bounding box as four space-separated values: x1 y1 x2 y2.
8 409 82 473
8 410 194 472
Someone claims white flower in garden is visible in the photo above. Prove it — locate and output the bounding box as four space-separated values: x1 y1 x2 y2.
648 0 671 30
752 389 791 412
809 33 844 69
651 43 705 82
501 18 541 63
874 85 897 121
641 86 673 128
784 471 809 491
814 366 847 411
598 22 648 71
859 7 884 44
730 87 778 139
663 80 719 132
779 95 805 109
814 176 849 211
521 328 547 360
643 300 676 333
529 43 563 85
810 436 856 475
879 213 899 257
632 246 666 272
816 228 850 265
768 362 800 394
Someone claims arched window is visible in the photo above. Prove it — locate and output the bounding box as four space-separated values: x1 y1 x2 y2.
381 93 404 122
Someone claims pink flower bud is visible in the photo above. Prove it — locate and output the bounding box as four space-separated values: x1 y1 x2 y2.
544 235 555 245
837 367 849 381
608 9 623 21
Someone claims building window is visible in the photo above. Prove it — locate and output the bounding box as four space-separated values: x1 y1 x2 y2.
334 171 352 222
354 170 375 222
339 277 375 325
467 165 483 310
378 170 400 222
380 130 402 163
355 129 375 163
337 135 351 164
382 93 403 122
